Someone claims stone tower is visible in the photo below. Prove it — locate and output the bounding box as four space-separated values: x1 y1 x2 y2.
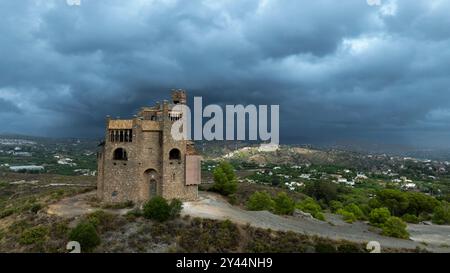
97 90 201 203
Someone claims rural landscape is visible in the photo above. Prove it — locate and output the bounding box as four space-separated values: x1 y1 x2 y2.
1 1 450 265
0 135 449 253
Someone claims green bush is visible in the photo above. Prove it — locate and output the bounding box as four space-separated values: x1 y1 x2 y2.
296 198 325 221
53 221 70 238
102 200 134 209
369 207 391 226
0 208 14 219
337 209 357 223
211 161 238 196
69 221 101 252
86 210 116 232
19 226 49 245
227 194 238 205
246 191 274 211
330 200 343 212
143 196 171 221
337 243 363 253
373 189 440 217
169 199 183 218
374 189 409 216
432 202 450 225
304 181 338 204
381 217 409 239
402 213 420 224
343 203 365 220
315 243 337 253
30 203 42 214
273 192 295 215
143 196 183 222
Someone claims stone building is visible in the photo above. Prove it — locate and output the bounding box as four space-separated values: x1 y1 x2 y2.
97 90 201 203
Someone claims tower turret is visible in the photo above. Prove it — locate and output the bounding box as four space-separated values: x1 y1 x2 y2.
171 89 186 105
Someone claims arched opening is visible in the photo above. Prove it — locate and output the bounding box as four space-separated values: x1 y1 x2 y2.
113 148 128 161
169 148 181 160
144 169 158 198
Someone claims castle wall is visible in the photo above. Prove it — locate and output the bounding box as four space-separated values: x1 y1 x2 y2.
97 91 199 204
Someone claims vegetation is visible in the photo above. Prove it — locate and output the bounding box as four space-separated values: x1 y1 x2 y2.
273 192 296 215
330 200 343 212
432 202 450 225
246 191 274 211
337 209 357 223
367 189 448 224
369 207 391 226
304 181 338 205
211 161 238 196
402 213 420 224
101 200 134 209
178 219 240 252
69 221 100 252
296 198 325 220
143 196 183 222
342 204 365 220
381 217 409 239
19 226 49 245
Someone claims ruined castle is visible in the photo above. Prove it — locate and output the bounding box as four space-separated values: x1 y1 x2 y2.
97 90 201 203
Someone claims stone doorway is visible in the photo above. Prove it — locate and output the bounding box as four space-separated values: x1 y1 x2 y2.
149 179 157 198
144 169 158 199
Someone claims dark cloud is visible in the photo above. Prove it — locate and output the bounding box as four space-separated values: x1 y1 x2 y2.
0 0 450 149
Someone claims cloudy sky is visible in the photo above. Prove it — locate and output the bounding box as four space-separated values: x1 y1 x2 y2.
1 0 450 149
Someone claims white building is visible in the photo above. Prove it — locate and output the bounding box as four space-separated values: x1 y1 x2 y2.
10 165 44 172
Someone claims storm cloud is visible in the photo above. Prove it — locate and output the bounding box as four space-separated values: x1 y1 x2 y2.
1 0 450 149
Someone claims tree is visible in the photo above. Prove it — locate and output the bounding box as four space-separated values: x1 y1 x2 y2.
369 207 391 226
337 209 357 223
246 191 274 211
296 197 325 221
381 217 409 239
304 181 338 204
343 203 365 220
405 192 440 216
330 200 343 213
273 192 295 215
69 221 101 252
432 202 450 225
143 196 183 222
169 199 183 218
271 176 281 187
143 196 171 222
212 161 238 196
402 214 419 224
375 189 409 216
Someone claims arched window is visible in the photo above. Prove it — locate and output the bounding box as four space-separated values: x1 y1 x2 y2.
169 148 181 160
113 148 128 161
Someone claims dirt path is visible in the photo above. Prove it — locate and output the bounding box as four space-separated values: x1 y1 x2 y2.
46 191 130 217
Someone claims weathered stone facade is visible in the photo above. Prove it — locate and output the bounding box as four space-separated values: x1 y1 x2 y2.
97 90 201 203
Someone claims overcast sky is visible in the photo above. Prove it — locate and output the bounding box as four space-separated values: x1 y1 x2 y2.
1 0 450 149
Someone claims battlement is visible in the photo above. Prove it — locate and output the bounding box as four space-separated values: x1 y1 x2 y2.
171 89 186 105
